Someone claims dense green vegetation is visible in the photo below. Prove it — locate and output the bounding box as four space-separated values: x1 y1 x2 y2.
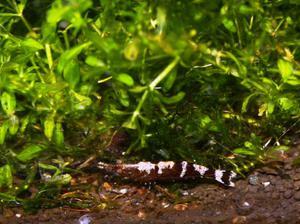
0 0 300 209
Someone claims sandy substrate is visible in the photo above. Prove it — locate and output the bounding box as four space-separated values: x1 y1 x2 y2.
1 146 300 224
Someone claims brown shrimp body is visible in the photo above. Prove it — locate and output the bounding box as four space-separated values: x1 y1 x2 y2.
98 161 237 187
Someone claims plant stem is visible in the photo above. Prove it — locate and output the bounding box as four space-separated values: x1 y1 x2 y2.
45 44 53 70
149 57 180 90
129 57 180 126
91 23 102 37
11 0 33 34
20 15 33 33
30 58 45 83
130 90 149 122
63 31 70 49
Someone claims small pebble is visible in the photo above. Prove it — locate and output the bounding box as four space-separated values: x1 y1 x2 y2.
283 190 293 199
243 201 250 207
248 185 258 193
264 185 273 193
293 173 300 181
284 164 292 171
181 190 189 196
276 184 285 192
292 202 300 212
271 192 280 199
248 175 259 185
283 180 293 189
262 181 271 187
264 212 272 218
3 209 14 218
119 188 128 194
162 202 170 208
294 180 300 190
58 20 69 30
137 210 146 219
280 200 290 208
236 180 248 189
269 175 279 185
236 203 253 216
174 203 188 211
259 167 278 175
294 192 300 201
232 216 247 224
78 214 93 224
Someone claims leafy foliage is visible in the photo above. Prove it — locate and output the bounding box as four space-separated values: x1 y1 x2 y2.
0 0 299 208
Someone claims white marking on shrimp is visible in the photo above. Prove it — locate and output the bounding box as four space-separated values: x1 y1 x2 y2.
136 162 156 174
228 171 237 187
123 162 156 174
180 161 188 178
157 161 175 174
193 164 209 176
215 169 225 184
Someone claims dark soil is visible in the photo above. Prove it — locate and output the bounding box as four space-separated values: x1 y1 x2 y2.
2 146 300 224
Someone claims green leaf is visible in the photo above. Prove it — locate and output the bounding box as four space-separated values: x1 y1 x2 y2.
278 59 293 80
244 79 268 93
17 144 45 162
262 78 278 89
16 0 27 14
0 164 13 188
57 42 91 73
63 60 80 89
21 38 44 50
85 56 105 67
279 97 294 110
46 0 92 26
271 145 290 151
47 174 72 185
20 115 30 133
71 91 92 110
0 121 9 145
1 92 16 115
9 115 19 135
242 93 259 113
233 148 256 156
0 192 17 202
38 163 60 172
129 85 147 93
46 5 69 24
222 18 236 32
163 70 177 92
54 122 64 146
258 103 267 116
285 77 300 86
239 5 254 14
244 141 255 149
44 115 55 140
115 73 135 87
267 101 275 115
200 115 212 127
109 107 131 115
124 42 139 61
160 91 186 104
117 89 130 107
122 118 138 129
